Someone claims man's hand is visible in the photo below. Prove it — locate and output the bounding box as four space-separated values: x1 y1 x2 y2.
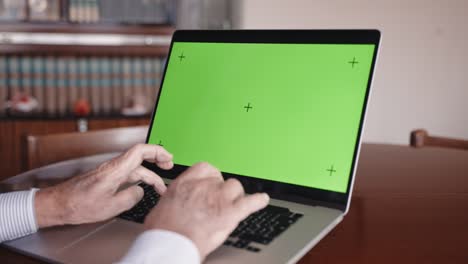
34 144 173 228
144 162 270 260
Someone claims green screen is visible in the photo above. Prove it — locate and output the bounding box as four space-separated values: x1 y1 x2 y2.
148 42 375 193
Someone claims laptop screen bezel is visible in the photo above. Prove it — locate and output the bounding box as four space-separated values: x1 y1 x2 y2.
143 30 381 211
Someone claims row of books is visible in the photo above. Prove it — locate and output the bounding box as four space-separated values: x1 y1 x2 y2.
0 0 172 24
98 0 172 24
0 55 165 117
69 0 100 23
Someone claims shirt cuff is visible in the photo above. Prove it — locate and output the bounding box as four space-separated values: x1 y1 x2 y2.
0 188 39 243
118 229 201 264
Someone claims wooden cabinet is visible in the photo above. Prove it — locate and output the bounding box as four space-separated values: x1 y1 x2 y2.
0 117 149 181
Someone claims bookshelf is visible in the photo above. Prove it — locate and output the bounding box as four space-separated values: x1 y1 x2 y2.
0 22 174 118
0 1 176 179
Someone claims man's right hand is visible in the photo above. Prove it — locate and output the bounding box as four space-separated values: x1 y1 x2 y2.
144 162 270 260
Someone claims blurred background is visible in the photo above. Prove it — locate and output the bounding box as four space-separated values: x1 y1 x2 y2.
232 0 468 146
0 0 467 179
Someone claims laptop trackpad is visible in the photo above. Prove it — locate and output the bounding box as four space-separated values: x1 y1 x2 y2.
4 221 111 260
56 219 145 264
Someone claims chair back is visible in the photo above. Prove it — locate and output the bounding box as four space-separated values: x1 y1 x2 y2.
26 126 148 170
410 129 468 150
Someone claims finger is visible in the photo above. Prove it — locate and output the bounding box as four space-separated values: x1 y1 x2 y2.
111 144 174 179
231 193 270 221
128 144 174 169
221 178 244 201
157 160 174 171
128 166 167 194
177 162 223 182
112 185 144 213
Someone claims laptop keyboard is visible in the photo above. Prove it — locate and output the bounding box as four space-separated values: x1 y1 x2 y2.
119 183 161 223
119 183 303 253
225 205 303 252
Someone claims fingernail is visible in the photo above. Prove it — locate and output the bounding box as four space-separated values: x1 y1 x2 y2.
156 185 167 195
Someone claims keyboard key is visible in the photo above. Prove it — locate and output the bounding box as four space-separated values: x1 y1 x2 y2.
223 240 234 246
239 233 272 245
118 183 161 223
233 239 250 249
291 213 304 219
246 246 261 253
265 205 290 213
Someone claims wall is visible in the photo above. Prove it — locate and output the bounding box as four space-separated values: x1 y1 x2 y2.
233 0 468 145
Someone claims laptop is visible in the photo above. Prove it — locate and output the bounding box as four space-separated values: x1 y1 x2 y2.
4 30 380 263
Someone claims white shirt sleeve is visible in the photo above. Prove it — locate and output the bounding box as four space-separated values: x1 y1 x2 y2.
117 229 201 264
0 190 200 264
0 189 39 243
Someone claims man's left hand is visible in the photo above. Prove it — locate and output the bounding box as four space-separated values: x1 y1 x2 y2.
34 144 173 228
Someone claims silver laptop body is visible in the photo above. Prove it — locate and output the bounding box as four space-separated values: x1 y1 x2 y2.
4 30 380 264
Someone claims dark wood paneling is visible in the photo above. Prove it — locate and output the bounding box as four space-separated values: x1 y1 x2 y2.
87 117 149 130
0 44 171 56
0 120 16 181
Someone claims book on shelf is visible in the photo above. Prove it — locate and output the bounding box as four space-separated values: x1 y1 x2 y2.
100 57 112 114
44 56 57 116
78 57 89 106
67 56 79 113
20 56 32 96
132 57 144 99
99 0 171 24
99 0 120 23
7 56 21 99
69 0 99 23
122 57 132 107
143 58 153 107
111 57 122 113
68 0 77 21
89 56 100 115
89 0 100 23
56 57 68 116
32 56 45 113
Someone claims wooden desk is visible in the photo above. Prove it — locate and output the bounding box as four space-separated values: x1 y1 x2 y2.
1 144 468 263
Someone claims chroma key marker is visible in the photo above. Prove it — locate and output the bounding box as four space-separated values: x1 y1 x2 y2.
326 165 337 176
348 57 359 68
178 52 186 62
244 102 253 112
